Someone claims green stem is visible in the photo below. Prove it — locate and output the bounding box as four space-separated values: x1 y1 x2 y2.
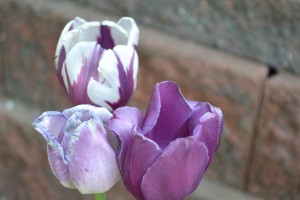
94 193 106 200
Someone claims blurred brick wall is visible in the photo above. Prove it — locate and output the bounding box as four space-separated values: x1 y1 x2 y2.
0 0 300 200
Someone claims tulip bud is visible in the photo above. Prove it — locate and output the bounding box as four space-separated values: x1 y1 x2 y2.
33 105 120 194
108 81 223 200
55 17 139 111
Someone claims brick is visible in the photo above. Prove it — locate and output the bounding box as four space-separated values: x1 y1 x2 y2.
67 0 300 75
249 73 300 200
0 1 72 110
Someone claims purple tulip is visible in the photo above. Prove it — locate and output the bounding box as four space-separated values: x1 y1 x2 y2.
55 17 139 111
108 81 223 200
33 105 120 194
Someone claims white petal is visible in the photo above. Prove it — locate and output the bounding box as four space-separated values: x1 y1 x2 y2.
64 41 96 85
117 17 139 46
55 17 86 68
97 49 120 88
102 20 128 46
59 22 101 56
113 45 139 88
87 78 119 111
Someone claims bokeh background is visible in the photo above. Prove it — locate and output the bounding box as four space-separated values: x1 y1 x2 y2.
0 0 299 199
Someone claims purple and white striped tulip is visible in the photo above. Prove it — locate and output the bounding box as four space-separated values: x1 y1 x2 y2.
33 105 120 194
108 81 223 200
55 17 139 111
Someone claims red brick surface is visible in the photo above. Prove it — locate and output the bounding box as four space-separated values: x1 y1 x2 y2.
249 73 300 200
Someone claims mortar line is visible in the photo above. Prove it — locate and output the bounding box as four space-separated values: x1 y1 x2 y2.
243 66 277 191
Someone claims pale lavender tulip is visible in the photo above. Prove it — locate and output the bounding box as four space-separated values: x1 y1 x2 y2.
33 105 120 194
108 81 223 200
55 17 139 111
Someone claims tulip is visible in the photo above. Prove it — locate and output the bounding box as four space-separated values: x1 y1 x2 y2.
33 105 120 194
108 81 223 200
55 17 139 111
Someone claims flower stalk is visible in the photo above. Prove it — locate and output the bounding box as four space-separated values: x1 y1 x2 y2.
94 193 106 200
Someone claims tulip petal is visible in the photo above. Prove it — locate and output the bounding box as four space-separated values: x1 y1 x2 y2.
122 133 162 199
141 137 209 200
33 111 67 143
87 46 138 110
64 42 104 104
108 107 144 173
68 120 120 194
193 112 221 168
33 112 74 188
117 17 139 47
55 17 86 70
47 145 75 189
143 81 192 149
189 103 223 166
100 21 128 49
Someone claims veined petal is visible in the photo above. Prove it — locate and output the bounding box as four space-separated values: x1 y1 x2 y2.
64 42 104 104
86 45 137 107
68 120 120 194
143 81 192 149
141 137 208 200
122 133 162 200
117 17 139 47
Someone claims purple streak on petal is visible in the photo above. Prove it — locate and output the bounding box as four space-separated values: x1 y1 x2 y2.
143 81 192 150
66 44 104 105
141 137 209 200
56 46 67 89
105 49 136 110
122 133 162 200
97 25 115 49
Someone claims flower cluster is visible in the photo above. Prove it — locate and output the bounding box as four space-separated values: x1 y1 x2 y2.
33 17 223 200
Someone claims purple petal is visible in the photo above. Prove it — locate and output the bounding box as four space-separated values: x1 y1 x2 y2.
108 107 144 173
141 137 209 200
33 111 74 188
121 133 162 199
33 111 67 143
68 120 120 194
188 102 213 132
189 103 223 166
193 112 221 168
47 145 75 189
143 81 192 149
